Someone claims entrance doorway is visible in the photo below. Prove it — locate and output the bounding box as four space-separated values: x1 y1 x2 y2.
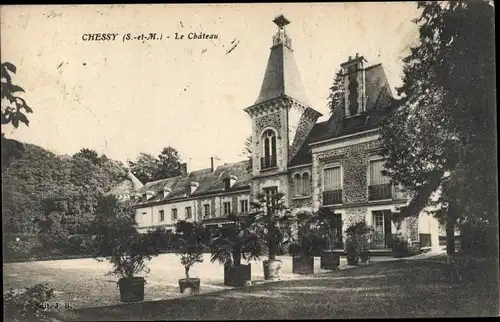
372 210 393 248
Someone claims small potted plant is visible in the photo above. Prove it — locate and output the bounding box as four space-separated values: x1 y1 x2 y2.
210 213 262 287
90 196 162 303
174 220 206 294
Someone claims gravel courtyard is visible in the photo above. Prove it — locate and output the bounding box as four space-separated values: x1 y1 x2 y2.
3 253 378 311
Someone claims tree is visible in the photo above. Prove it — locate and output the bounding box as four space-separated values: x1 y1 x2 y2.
326 69 345 115
240 136 252 173
128 153 159 184
73 148 100 165
155 146 182 179
128 146 183 183
379 1 496 256
1 62 33 129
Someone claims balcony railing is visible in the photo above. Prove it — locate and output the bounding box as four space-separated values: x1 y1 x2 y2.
322 190 343 205
368 183 392 201
260 155 277 169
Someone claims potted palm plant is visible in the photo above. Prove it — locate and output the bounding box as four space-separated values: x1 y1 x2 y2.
249 191 293 280
209 213 262 286
90 196 162 303
174 220 206 294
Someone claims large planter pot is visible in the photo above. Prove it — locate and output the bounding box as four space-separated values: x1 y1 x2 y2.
118 277 145 303
320 251 340 270
224 264 252 287
359 252 370 264
263 259 282 280
178 278 200 294
346 255 359 266
292 255 314 275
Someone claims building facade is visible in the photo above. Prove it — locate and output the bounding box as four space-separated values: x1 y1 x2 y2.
116 15 439 250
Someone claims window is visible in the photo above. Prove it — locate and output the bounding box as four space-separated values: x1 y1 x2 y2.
171 208 178 221
185 207 192 219
368 160 392 200
323 166 342 205
224 178 231 190
261 129 277 169
240 199 248 213
159 210 164 222
294 172 310 196
263 186 278 199
223 202 231 216
203 204 210 218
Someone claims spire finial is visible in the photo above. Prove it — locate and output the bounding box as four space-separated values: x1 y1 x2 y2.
273 14 290 29
272 14 292 49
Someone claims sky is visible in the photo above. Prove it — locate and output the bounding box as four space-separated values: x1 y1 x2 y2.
1 3 421 172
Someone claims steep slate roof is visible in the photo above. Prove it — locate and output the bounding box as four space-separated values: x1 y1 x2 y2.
289 63 397 166
310 64 397 143
254 36 310 106
133 160 251 207
106 171 143 196
288 121 328 167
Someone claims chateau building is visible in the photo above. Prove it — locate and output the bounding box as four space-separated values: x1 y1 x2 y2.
114 15 439 251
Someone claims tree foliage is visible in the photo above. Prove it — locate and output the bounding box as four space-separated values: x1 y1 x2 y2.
2 139 128 237
248 191 294 260
128 146 183 183
326 69 345 115
89 195 162 278
1 62 33 129
379 1 496 254
209 213 263 266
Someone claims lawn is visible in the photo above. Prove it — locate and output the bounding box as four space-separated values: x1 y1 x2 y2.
3 253 362 311
49 259 498 320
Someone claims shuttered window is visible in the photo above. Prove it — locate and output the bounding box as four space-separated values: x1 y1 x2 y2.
324 166 342 191
369 160 390 185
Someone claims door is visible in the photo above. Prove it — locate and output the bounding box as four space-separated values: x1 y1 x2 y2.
373 211 385 248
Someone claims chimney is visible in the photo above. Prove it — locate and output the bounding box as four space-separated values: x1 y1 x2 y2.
190 181 199 194
162 187 171 198
210 156 221 173
340 54 367 117
180 163 188 176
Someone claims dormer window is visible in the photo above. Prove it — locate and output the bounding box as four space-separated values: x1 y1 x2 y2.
189 182 199 195
162 188 171 198
223 175 237 190
261 129 277 169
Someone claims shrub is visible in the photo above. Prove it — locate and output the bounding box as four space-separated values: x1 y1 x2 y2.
345 221 373 260
3 283 55 321
3 234 42 259
392 233 420 258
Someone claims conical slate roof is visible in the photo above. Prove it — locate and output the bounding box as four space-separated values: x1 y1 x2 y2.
254 16 310 106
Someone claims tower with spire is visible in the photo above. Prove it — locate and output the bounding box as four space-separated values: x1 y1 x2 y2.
244 14 322 202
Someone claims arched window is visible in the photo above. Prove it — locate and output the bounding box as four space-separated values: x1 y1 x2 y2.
261 129 277 169
294 172 311 197
302 172 310 196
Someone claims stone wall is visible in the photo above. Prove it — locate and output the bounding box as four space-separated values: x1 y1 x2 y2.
314 140 379 207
